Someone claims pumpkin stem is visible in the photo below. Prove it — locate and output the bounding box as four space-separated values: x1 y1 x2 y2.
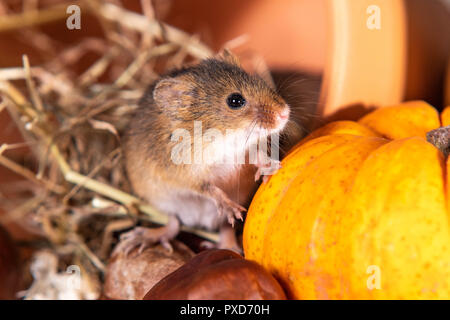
427 125 450 157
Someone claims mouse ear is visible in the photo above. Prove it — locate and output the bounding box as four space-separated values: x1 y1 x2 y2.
153 77 193 110
217 49 241 67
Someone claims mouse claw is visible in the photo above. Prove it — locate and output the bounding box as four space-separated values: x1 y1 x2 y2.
255 160 282 182
226 203 246 227
254 168 262 182
206 184 246 227
228 215 235 227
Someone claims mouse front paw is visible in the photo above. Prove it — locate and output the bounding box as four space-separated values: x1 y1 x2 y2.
221 201 246 227
203 183 246 227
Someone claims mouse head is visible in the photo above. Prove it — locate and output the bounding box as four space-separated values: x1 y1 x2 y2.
152 56 290 139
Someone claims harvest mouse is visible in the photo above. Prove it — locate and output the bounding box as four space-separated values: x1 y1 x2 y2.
120 52 290 254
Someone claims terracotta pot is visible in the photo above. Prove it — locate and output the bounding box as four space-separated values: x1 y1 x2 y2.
1 0 448 155
319 0 407 121
164 0 449 122
164 0 327 74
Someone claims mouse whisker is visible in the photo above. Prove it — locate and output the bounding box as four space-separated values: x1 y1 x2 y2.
235 118 257 204
244 119 258 150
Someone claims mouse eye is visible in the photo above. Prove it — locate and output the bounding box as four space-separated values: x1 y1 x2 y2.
226 93 246 109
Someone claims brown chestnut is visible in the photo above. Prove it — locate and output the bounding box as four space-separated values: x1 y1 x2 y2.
144 249 286 300
104 240 194 300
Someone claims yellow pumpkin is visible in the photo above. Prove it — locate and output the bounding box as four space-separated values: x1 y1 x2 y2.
243 101 450 299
